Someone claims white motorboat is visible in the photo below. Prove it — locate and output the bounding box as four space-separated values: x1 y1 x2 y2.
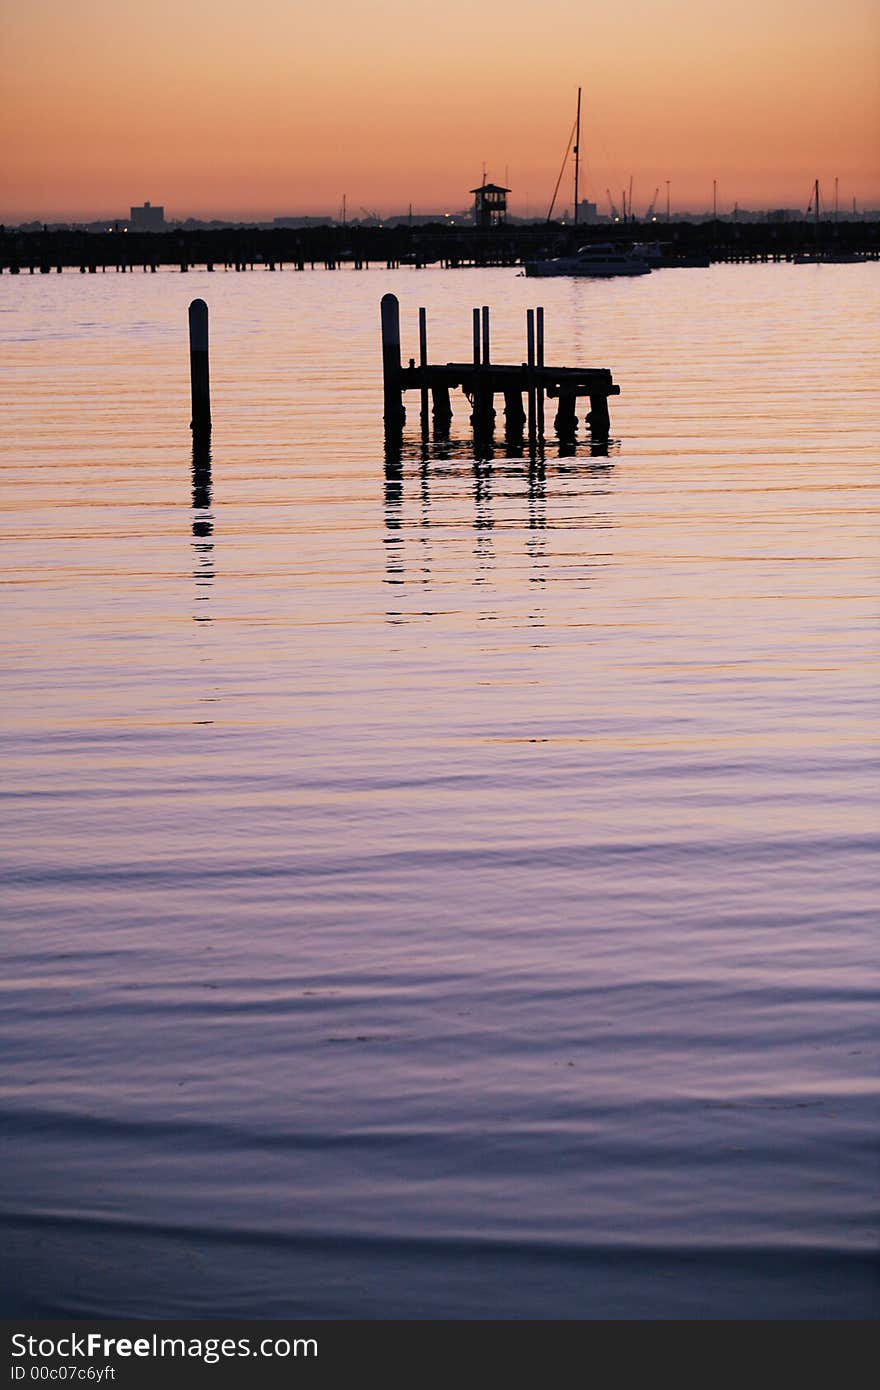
525 242 652 278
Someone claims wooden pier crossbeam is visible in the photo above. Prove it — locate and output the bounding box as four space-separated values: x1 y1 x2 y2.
398 363 620 399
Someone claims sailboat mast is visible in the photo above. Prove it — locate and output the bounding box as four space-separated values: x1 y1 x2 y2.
573 87 582 224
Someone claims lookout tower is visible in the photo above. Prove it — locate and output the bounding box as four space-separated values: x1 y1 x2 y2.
471 182 509 229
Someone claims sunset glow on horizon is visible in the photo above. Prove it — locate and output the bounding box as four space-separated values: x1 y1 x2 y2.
2 0 879 222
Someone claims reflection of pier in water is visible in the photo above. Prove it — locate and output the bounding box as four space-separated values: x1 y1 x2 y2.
383 433 618 612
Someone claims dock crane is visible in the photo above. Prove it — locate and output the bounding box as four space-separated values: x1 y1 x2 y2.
606 188 620 221
644 187 660 221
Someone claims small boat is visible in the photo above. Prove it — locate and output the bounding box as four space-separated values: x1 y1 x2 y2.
530 89 651 279
525 242 652 278
793 182 869 264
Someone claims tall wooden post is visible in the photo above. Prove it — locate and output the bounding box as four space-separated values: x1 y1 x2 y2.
418 306 429 435
536 306 545 438
381 293 405 426
473 305 493 434
526 309 536 444
188 298 211 436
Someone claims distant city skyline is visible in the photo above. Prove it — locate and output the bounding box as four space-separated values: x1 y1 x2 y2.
4 180 880 228
7 198 880 233
2 0 878 223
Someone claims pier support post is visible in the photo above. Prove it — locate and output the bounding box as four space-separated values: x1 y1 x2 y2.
188 298 211 437
471 380 495 437
381 293 405 427
431 385 453 434
554 388 577 440
504 388 526 440
587 393 611 437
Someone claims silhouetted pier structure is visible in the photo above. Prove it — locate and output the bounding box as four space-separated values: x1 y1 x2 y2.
381 293 619 447
3 219 877 276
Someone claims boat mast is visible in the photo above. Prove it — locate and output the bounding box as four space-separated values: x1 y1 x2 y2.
573 87 582 225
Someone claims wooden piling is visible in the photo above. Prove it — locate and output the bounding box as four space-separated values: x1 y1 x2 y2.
380 293 405 426
472 308 480 366
554 388 577 440
588 393 611 437
418 307 429 433
526 310 536 442
536 306 545 438
188 298 211 436
504 387 526 437
431 384 453 433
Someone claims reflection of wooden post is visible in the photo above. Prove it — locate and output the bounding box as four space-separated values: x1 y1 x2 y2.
188 299 211 435
381 293 405 426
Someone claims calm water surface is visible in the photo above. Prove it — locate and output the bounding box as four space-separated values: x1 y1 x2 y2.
1 263 878 1317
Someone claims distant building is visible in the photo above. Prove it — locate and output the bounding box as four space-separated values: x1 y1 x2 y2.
575 200 606 225
471 183 509 229
130 202 165 232
766 209 798 223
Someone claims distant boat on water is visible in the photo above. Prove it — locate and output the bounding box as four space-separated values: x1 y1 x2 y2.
529 90 652 278
793 179 869 264
525 242 652 278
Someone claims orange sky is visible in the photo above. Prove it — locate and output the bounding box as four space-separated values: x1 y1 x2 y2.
2 0 879 221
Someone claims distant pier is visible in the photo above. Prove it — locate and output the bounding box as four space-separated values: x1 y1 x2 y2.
1 220 878 275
